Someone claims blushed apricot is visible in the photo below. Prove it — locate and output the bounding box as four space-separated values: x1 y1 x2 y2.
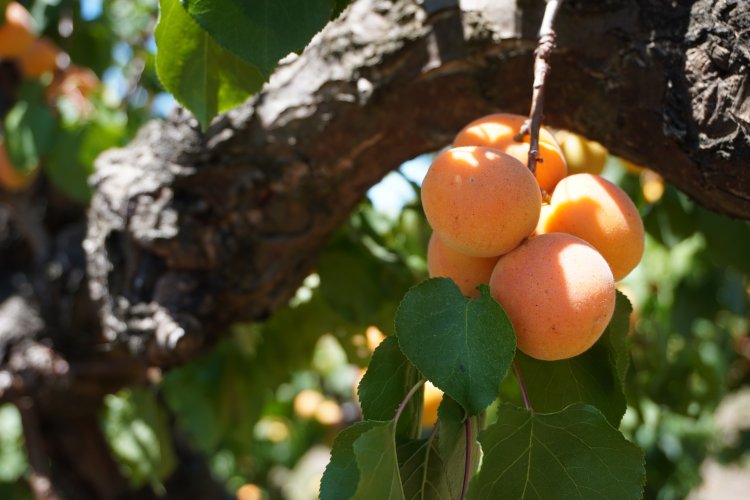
490 233 616 361
538 174 644 280
454 113 567 192
18 37 59 78
554 130 608 175
427 233 498 297
47 65 99 101
0 2 34 58
421 146 541 257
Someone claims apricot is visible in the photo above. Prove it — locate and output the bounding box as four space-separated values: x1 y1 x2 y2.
538 174 644 280
555 130 608 175
533 203 554 236
490 233 616 361
0 2 34 58
619 158 645 175
422 381 443 428
47 65 99 101
421 146 541 257
0 143 33 192
427 234 498 297
18 37 59 78
454 113 567 192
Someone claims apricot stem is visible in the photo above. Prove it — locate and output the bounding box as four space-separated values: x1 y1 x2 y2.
525 0 564 174
512 360 534 414
460 417 472 500
394 378 426 424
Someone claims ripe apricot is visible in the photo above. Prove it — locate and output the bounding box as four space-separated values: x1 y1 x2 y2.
0 2 34 58
427 234 498 297
619 158 645 175
538 174 644 280
0 143 33 192
490 233 616 361
422 381 443 428
18 37 59 78
555 130 608 175
421 146 541 257
454 113 567 193
47 65 98 101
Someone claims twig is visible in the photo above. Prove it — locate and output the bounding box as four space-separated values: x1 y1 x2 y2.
523 0 565 174
16 396 61 500
394 378 426 423
512 360 534 414
460 417 472 500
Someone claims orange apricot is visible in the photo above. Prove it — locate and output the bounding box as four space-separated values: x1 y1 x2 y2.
421 146 541 257
0 2 34 58
18 37 59 78
427 233 498 297
554 130 608 175
422 381 443 428
454 113 567 192
0 143 33 192
47 65 98 101
537 173 644 280
490 233 616 361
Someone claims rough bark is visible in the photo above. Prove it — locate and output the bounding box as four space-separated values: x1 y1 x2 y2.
0 0 748 498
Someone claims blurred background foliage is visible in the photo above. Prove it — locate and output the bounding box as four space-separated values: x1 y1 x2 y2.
0 1 749 499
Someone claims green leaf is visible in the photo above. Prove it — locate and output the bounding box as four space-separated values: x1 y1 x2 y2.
514 291 633 426
358 336 423 439
0 405 27 482
182 0 334 76
471 404 645 500
396 279 516 415
321 421 380 500
102 389 177 489
397 434 452 500
3 83 57 173
438 397 480 499
352 421 405 500
155 0 264 129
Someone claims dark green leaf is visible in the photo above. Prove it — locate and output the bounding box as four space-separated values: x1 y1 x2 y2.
320 421 380 500
332 0 353 17
358 337 423 439
396 279 516 415
3 83 57 173
438 397 480 499
471 404 645 500
155 0 264 129
397 434 452 500
352 421 405 500
182 0 333 76
515 291 633 426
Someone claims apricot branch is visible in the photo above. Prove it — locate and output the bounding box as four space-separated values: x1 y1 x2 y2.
512 360 533 413
394 378 426 424
525 0 564 173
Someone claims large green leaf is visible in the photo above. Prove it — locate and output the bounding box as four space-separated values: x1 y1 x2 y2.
320 421 380 500
471 404 645 500
155 0 264 129
182 0 335 76
397 434 452 500
438 397 480 499
3 83 57 173
515 291 633 426
357 336 423 439
396 279 516 415
352 421 405 500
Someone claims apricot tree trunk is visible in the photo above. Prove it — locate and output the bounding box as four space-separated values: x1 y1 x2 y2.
0 0 748 498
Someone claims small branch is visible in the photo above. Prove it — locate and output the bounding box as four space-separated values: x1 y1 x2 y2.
460 417 472 500
524 0 564 174
394 378 426 424
512 360 534 414
16 396 61 500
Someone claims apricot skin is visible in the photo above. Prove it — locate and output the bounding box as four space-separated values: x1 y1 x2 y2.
427 234 498 297
421 146 542 257
555 130 608 175
454 113 567 193
538 173 644 280
18 38 59 78
490 233 616 361
0 2 34 58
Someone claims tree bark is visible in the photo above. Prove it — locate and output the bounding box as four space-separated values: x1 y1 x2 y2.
0 0 748 497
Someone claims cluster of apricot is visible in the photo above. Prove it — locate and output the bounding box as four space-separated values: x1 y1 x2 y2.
423 113 644 361
0 1 99 191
